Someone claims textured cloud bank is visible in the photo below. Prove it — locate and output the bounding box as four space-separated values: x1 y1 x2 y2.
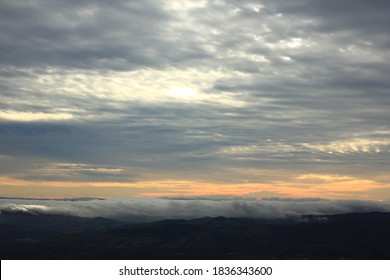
1 197 389 222
0 0 389 198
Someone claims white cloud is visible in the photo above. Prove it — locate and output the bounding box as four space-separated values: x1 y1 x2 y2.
1 197 389 222
303 138 390 154
0 111 73 122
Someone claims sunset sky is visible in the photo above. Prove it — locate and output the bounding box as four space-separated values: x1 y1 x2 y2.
0 0 389 200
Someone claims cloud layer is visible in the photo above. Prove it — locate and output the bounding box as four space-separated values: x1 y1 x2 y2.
1 197 390 222
0 0 389 198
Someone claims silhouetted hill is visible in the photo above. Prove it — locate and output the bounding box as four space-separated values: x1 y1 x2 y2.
0 211 124 235
1 211 390 259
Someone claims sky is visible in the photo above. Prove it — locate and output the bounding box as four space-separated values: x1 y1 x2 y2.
0 0 389 200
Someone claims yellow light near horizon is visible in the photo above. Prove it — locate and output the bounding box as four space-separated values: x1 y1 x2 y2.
0 110 73 121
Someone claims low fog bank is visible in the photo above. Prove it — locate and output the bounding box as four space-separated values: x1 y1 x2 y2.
1 197 389 222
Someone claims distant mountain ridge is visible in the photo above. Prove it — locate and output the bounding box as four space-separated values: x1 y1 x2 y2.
0 210 123 234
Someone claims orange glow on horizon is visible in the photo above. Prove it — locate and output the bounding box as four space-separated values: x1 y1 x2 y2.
0 173 389 200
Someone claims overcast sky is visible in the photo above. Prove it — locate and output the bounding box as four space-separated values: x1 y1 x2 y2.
0 0 389 199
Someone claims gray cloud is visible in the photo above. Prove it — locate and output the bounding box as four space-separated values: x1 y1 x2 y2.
0 0 389 196
268 0 390 37
0 0 180 70
1 197 389 222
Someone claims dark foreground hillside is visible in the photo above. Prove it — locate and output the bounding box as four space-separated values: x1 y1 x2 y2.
1 211 390 259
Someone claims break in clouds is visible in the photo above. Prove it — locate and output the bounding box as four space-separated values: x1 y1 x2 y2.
1 197 390 222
